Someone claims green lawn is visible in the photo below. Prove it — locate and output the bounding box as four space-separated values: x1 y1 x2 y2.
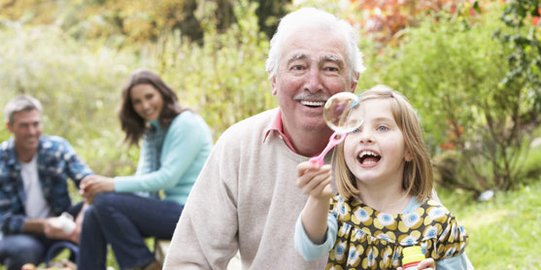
438 180 541 269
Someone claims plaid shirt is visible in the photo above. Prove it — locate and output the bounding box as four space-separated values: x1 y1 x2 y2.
0 135 92 234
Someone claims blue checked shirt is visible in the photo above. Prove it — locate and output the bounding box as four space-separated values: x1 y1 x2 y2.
0 136 93 234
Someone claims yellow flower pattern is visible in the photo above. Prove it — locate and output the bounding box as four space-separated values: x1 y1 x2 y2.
325 196 468 270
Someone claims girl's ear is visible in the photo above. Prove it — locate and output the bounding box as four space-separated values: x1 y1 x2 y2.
405 151 413 162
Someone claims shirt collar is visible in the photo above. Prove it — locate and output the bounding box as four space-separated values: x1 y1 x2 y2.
4 137 43 167
263 109 297 153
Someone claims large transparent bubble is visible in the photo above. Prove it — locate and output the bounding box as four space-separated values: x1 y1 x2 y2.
323 92 363 133
310 92 363 166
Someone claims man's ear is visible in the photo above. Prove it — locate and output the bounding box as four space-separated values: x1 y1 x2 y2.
271 76 278 96
350 72 359 92
6 121 13 133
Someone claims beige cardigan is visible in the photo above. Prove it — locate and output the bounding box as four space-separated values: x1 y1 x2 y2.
164 108 327 269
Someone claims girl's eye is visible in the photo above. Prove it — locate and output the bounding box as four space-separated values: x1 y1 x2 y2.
376 125 389 132
351 127 361 133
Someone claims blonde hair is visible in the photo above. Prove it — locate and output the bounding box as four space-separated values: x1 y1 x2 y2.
332 85 433 201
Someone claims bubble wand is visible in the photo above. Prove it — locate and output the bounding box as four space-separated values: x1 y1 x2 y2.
309 92 363 166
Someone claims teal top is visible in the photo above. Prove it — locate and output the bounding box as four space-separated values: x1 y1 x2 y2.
114 111 213 204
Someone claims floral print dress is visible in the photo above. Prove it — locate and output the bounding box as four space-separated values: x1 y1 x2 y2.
326 196 468 270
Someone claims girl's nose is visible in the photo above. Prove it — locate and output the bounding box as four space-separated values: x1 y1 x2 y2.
358 130 374 144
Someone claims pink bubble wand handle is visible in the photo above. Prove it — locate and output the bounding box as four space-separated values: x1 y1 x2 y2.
309 132 347 166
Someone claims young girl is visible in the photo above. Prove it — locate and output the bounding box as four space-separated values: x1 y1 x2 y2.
294 86 472 270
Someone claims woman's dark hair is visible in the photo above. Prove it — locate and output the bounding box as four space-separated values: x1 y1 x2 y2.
119 69 187 146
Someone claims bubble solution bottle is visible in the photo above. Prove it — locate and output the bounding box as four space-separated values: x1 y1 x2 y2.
402 246 425 270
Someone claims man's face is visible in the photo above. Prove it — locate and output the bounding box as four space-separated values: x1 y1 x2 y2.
271 27 358 136
7 109 42 154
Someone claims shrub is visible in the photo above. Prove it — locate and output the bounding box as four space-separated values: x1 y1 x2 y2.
357 7 538 193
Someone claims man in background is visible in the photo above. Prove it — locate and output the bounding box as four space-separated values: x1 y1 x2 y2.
0 95 93 270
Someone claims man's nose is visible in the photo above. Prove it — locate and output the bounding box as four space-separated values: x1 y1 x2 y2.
28 125 38 135
304 68 323 93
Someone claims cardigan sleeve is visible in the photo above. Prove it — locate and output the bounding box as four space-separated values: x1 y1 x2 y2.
294 213 338 261
114 112 208 193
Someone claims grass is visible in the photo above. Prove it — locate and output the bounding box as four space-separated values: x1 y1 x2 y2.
438 179 541 269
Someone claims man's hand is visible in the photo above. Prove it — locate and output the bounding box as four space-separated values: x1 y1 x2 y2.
44 217 76 241
80 175 115 203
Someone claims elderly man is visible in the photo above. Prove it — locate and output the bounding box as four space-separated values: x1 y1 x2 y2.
164 7 365 269
0 95 93 269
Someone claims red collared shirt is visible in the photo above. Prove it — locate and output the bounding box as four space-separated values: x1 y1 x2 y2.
263 109 298 153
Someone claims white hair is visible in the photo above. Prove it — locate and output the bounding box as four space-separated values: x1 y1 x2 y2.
4 95 43 124
265 7 365 81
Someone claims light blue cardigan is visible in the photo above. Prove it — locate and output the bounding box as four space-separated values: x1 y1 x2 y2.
113 111 213 204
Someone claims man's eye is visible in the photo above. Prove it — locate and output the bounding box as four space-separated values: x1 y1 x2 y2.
324 66 339 72
290 65 305 71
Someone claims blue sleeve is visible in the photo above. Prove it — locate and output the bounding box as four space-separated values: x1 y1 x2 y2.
0 193 25 235
61 139 93 187
437 252 474 270
294 213 337 261
114 112 209 192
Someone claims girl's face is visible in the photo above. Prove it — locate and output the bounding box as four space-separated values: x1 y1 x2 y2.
344 98 408 187
130 83 164 121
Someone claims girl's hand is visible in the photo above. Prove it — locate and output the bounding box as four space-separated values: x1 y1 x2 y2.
397 258 436 270
80 175 115 203
296 161 333 200
297 161 333 244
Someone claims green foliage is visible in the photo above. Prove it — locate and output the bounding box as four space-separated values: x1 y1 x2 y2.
518 145 541 182
149 0 274 136
495 0 541 119
438 179 541 269
0 24 140 176
358 7 537 193
335 0 490 47
0 0 273 177
0 0 291 48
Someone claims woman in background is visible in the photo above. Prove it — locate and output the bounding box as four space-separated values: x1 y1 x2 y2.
77 69 213 270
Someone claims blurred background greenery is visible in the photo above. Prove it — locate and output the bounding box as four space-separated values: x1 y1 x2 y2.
1 0 540 269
